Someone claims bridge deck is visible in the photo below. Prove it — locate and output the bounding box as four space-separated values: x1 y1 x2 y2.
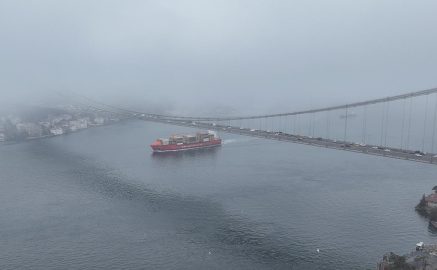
140 116 437 165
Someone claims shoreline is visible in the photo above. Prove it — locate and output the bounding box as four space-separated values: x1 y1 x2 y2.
377 244 437 269
0 120 130 146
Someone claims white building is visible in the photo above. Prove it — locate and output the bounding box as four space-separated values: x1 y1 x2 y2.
39 121 51 129
426 194 437 208
8 116 21 125
50 114 72 125
94 117 105 125
69 119 88 131
50 127 64 136
16 123 43 137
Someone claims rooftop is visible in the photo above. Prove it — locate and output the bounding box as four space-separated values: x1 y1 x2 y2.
426 193 437 203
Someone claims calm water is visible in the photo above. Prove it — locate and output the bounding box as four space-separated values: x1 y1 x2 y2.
1 120 437 269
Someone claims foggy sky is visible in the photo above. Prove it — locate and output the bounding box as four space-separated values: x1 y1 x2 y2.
1 0 437 115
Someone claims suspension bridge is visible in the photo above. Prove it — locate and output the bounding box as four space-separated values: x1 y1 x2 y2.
67 87 437 165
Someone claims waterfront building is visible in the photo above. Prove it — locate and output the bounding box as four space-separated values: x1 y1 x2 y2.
94 117 105 125
69 119 88 131
16 123 43 138
50 114 72 125
49 127 64 136
425 194 437 208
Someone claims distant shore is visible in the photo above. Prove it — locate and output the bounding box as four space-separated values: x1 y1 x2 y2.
0 120 128 146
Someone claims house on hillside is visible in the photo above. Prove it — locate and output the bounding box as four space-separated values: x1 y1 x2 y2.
426 193 437 208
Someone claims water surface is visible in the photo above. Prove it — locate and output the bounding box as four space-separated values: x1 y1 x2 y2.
1 120 437 269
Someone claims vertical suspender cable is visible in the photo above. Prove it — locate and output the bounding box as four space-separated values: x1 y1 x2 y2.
422 95 429 153
431 93 437 154
279 116 281 132
310 113 313 137
289 116 291 134
293 115 296 134
277 116 280 132
282 116 285 133
297 115 300 135
275 116 278 132
282 116 287 133
400 98 406 149
362 105 367 144
312 113 315 137
271 117 274 132
272 117 274 132
307 114 311 137
326 110 330 140
289 116 292 134
380 102 385 146
344 106 348 142
283 116 285 133
296 115 299 135
384 101 390 147
305 114 308 136
406 98 413 150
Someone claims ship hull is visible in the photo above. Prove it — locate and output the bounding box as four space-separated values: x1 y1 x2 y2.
151 139 222 153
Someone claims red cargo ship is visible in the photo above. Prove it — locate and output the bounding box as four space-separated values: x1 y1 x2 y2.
150 131 221 152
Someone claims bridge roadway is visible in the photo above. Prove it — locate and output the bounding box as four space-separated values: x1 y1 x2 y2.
139 115 437 165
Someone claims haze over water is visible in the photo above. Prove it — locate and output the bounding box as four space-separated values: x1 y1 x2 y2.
2 121 437 269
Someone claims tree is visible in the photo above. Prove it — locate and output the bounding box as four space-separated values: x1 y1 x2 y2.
416 194 428 216
429 208 437 221
387 253 413 270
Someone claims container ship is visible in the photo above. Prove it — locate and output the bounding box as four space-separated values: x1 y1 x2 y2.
150 131 221 152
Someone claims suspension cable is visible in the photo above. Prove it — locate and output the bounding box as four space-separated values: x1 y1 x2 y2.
63 87 437 122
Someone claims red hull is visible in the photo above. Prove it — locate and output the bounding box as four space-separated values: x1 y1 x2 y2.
151 139 221 152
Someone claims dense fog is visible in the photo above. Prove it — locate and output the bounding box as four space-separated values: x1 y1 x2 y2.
1 0 437 115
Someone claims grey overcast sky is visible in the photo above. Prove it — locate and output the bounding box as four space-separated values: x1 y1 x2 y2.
1 0 437 114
